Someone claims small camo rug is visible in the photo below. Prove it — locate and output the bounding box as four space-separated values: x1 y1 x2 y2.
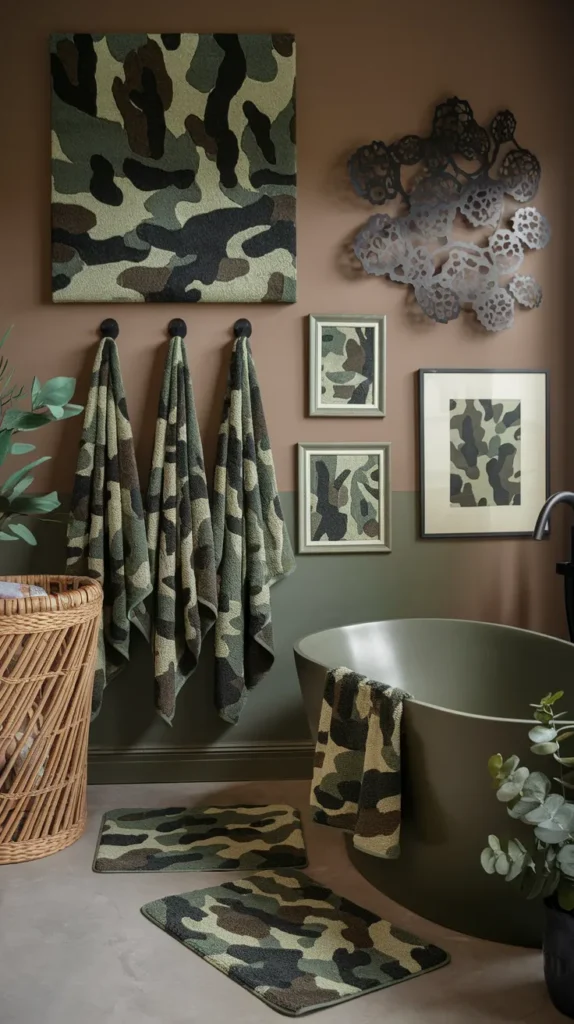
93 805 307 873
140 869 450 1016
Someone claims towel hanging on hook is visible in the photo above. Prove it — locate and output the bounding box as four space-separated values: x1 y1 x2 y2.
66 319 152 718
212 318 296 725
146 318 217 724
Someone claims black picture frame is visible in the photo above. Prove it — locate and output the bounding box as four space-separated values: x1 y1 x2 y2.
418 368 550 539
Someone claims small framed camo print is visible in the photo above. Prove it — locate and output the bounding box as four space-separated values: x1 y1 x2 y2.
298 442 391 553
309 315 386 417
419 369 549 538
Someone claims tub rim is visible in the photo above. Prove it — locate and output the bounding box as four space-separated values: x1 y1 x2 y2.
293 616 574 725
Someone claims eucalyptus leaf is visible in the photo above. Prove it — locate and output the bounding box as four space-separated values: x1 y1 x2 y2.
10 443 35 455
31 376 40 402
494 852 509 876
529 725 557 744
2 410 53 432
481 848 496 874
8 522 37 545
35 377 76 408
9 492 60 514
0 455 50 496
557 845 574 878
487 834 501 852
58 403 83 420
488 754 503 778
531 741 560 755
9 475 34 498
0 430 13 466
0 530 18 541
497 766 529 802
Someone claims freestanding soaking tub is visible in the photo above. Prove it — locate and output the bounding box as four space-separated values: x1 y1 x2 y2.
294 618 574 947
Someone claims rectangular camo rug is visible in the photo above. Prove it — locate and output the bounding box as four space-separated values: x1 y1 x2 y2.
140 869 450 1017
93 805 307 873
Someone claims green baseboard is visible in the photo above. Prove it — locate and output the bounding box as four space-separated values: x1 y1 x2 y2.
88 740 315 784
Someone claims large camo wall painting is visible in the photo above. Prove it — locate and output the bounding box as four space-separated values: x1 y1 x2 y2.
50 33 296 303
450 398 521 507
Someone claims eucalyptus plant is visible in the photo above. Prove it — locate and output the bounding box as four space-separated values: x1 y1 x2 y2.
0 328 82 545
481 690 574 911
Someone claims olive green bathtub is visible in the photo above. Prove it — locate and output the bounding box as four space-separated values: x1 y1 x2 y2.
294 618 574 947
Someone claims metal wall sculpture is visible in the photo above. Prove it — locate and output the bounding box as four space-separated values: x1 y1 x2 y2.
348 98 550 331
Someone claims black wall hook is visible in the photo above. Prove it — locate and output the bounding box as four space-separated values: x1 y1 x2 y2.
233 318 252 338
100 318 119 340
168 318 187 338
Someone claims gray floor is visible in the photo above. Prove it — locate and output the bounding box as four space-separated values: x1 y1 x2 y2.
0 780 565 1023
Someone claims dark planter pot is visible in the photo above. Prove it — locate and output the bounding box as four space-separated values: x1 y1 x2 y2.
544 900 574 1018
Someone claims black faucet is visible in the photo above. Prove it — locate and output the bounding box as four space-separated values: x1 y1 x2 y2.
533 491 574 642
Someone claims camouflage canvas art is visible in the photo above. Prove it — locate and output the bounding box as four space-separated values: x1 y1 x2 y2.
309 315 386 417
450 399 521 508
94 805 307 872
141 868 450 1015
420 370 548 538
50 33 296 302
298 443 391 553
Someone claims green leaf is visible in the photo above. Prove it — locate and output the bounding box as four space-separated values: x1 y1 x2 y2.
531 741 560 755
527 871 548 900
481 848 496 874
9 492 60 514
497 767 529 802
10 443 35 455
0 455 50 496
0 430 13 466
2 409 53 432
556 729 574 743
557 881 574 911
46 404 64 420
495 852 509 876
59 403 83 420
555 755 574 767
0 326 13 351
542 691 564 706
0 530 18 541
557 844 574 878
9 475 33 498
8 522 37 545
488 754 503 778
529 725 557 744
35 377 76 408
487 834 501 852
31 377 41 403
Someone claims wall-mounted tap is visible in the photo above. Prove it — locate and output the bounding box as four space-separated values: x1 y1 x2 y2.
533 491 574 642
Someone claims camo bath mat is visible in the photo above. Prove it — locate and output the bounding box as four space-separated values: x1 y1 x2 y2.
140 869 450 1016
93 805 307 873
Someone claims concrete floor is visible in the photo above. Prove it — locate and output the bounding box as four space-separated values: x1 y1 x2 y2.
0 780 566 1023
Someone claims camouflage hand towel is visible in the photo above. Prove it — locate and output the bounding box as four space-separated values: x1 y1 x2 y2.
212 330 295 725
67 332 151 718
311 667 410 859
146 332 217 724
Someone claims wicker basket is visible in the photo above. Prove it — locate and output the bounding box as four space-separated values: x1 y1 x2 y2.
0 575 102 863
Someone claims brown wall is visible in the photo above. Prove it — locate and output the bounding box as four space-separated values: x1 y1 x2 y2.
0 0 572 644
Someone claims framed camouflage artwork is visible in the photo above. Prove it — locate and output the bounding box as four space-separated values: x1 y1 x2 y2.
419 369 549 538
309 314 386 417
50 33 296 303
298 442 391 554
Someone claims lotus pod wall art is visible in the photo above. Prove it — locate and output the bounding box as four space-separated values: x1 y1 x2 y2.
348 98 550 331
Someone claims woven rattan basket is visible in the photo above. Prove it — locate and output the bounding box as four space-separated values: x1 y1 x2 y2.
0 575 102 863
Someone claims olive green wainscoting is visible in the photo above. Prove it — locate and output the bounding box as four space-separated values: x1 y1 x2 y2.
0 492 562 783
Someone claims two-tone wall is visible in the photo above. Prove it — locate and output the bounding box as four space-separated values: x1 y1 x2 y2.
0 0 572 780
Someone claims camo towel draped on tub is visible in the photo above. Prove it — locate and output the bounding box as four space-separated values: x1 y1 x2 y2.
67 331 152 717
212 329 295 725
311 667 410 859
146 331 217 724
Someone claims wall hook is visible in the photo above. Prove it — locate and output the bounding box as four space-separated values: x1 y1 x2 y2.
168 318 187 338
233 318 252 338
100 318 119 340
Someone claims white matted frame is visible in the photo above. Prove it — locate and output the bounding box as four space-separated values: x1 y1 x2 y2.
309 314 386 417
419 369 549 538
298 441 392 553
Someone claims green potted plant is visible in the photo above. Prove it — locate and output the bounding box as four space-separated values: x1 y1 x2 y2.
0 328 82 545
482 690 574 1018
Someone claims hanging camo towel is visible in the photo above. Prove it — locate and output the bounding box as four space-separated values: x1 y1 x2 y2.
311 666 410 859
212 319 296 725
146 320 217 724
66 320 151 717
